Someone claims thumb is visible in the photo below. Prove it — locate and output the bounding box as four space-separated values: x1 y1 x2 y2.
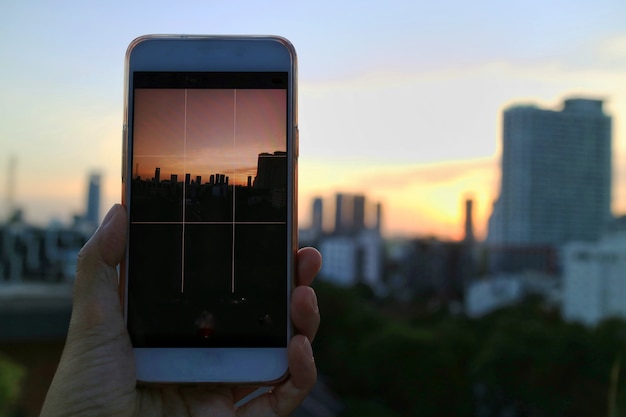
42 205 135 417
70 204 128 336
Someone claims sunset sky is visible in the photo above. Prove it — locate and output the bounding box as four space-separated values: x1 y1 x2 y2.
133 88 286 186
1 0 626 239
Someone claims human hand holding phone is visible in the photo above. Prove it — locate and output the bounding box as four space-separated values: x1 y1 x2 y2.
40 204 321 417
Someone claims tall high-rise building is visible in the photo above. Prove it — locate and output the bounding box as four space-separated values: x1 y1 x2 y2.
354 195 366 230
312 197 323 235
464 199 475 243
318 193 384 288
85 173 101 226
334 193 351 234
334 193 367 235
488 98 612 248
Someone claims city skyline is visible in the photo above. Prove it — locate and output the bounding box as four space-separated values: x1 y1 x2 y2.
133 88 286 187
2 1 626 239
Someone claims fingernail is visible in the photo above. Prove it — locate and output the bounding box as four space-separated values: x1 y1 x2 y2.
309 290 319 314
101 204 120 228
302 337 314 361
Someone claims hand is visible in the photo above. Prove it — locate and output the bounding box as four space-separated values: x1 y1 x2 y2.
40 204 322 417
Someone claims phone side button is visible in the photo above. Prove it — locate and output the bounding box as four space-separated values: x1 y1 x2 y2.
294 126 299 158
122 124 127 182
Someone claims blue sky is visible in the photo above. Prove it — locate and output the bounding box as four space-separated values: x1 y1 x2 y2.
1 0 625 237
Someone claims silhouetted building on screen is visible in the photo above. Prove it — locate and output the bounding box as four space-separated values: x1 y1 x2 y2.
487 98 612 273
254 151 286 190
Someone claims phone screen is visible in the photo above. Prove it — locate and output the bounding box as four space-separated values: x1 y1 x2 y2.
127 72 289 348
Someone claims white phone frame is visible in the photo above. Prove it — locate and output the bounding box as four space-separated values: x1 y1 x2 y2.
122 35 298 384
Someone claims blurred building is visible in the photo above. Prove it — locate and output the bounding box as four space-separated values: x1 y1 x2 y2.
0 220 89 283
85 173 101 227
465 276 524 318
311 197 323 238
398 238 468 300
487 98 612 273
309 193 384 290
319 229 382 288
562 234 626 326
465 271 560 318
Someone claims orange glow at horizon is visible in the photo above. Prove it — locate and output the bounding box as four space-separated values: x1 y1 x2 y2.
298 157 500 241
132 88 286 188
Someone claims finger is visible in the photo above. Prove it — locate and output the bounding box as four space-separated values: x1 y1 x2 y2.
291 286 320 342
179 385 235 416
296 247 322 287
71 204 128 333
237 335 315 417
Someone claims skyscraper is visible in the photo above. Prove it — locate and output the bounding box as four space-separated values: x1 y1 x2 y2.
354 195 366 231
334 193 351 234
312 197 323 235
464 199 474 243
488 98 612 247
85 173 101 226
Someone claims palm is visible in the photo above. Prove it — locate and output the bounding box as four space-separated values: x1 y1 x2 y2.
41 205 320 417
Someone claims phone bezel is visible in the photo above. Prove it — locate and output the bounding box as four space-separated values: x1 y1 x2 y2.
121 35 298 384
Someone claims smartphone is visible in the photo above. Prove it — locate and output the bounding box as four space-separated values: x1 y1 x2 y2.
121 35 298 384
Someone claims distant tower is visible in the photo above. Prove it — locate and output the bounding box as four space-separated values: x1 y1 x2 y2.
464 199 475 243
154 167 160 183
86 173 101 226
375 202 382 233
312 197 323 235
334 193 370 235
334 193 354 234
354 195 366 231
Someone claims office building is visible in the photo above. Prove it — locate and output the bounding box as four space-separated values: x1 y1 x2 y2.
85 173 101 226
317 193 383 288
254 151 286 190
562 234 626 326
464 199 474 243
334 193 367 235
487 98 611 271
319 229 382 288
312 197 323 236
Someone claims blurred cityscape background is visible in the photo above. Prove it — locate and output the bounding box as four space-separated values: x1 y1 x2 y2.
2 1 626 416
2 96 626 416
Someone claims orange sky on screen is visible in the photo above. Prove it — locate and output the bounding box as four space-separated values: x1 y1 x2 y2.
133 88 286 186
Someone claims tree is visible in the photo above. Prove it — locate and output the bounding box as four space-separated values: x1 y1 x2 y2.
0 352 24 417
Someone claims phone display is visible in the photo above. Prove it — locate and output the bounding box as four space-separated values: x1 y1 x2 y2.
122 36 297 383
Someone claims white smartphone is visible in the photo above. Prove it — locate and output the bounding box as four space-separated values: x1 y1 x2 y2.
121 35 298 384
